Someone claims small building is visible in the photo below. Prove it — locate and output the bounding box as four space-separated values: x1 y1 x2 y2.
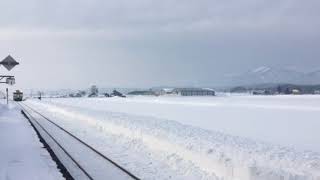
156 88 174 96
128 90 156 96
252 90 273 95
172 88 215 96
292 89 300 95
252 90 265 95
314 90 320 94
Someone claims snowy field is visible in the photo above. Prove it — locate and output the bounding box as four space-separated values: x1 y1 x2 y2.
0 101 63 180
24 95 320 180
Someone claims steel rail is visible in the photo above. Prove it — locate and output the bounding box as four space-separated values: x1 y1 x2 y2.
19 102 140 180
17 102 94 180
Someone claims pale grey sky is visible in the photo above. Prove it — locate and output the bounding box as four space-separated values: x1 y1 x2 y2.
0 0 319 89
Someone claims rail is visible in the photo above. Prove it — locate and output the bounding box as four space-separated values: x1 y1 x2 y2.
17 102 140 180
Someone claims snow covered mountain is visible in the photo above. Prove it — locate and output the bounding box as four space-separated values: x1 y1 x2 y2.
229 66 320 85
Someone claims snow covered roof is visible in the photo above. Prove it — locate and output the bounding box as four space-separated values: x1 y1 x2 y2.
173 88 215 92
161 88 174 92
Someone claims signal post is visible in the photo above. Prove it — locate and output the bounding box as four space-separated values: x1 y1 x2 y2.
0 55 20 104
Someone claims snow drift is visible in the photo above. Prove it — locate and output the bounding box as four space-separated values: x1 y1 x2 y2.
24 96 320 180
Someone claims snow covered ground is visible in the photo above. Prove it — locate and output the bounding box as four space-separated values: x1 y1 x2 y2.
24 95 320 180
0 100 64 180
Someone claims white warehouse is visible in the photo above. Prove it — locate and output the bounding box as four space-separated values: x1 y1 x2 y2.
171 88 215 96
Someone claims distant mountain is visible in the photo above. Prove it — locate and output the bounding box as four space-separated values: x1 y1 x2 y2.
304 70 320 84
229 66 320 85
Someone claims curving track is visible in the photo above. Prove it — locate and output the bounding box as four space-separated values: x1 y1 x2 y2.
17 102 140 180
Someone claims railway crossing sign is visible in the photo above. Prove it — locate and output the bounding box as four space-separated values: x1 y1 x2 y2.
0 55 19 71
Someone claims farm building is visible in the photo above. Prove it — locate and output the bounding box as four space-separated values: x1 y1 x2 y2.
156 88 174 96
292 89 301 95
314 90 320 94
128 90 156 96
172 88 215 96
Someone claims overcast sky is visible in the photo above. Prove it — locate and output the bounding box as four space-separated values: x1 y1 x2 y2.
0 0 319 89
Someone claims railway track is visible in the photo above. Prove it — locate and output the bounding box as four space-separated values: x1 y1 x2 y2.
17 102 140 180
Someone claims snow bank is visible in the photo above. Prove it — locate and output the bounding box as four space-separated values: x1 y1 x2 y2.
39 95 320 152
25 97 320 180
